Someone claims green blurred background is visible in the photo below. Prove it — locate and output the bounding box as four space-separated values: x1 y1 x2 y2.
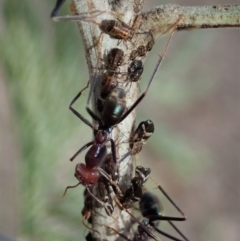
0 0 239 241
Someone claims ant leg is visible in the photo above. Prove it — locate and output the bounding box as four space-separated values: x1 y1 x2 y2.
118 150 132 163
69 82 94 129
148 215 185 222
119 15 182 124
62 182 81 197
70 81 90 107
70 141 94 162
86 106 103 124
150 177 186 219
110 138 117 164
86 63 105 123
51 10 110 22
97 167 122 197
168 221 189 241
154 227 187 241
114 198 161 241
50 0 66 17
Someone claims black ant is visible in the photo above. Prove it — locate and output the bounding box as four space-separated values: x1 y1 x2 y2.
117 119 155 164
135 191 189 241
117 137 187 231
66 14 181 190
68 42 165 170
130 119 155 155
121 165 151 208
104 190 188 241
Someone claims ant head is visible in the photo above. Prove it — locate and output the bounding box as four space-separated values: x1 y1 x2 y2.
75 163 99 186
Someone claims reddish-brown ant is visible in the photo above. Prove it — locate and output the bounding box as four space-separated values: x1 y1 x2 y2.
65 14 182 191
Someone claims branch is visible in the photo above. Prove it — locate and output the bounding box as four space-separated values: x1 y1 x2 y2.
53 1 240 240
134 4 240 40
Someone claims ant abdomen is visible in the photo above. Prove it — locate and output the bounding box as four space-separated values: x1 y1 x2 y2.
75 163 99 186
139 192 163 218
102 87 127 127
101 73 118 99
99 20 133 41
128 60 143 82
106 48 124 72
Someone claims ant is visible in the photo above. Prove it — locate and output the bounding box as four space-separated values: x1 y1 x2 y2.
117 119 155 164
140 192 189 240
104 191 188 241
120 161 186 222
121 165 151 208
65 14 182 191
136 191 189 241
117 147 187 231
63 154 121 216
130 119 155 155
67 37 169 173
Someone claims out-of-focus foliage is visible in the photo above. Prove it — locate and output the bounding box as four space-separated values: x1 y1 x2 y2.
0 0 239 241
0 0 90 240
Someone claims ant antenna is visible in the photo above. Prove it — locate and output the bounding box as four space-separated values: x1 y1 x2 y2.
147 15 184 91
86 33 104 107
62 182 81 197
149 176 186 219
52 10 106 22
168 221 189 241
